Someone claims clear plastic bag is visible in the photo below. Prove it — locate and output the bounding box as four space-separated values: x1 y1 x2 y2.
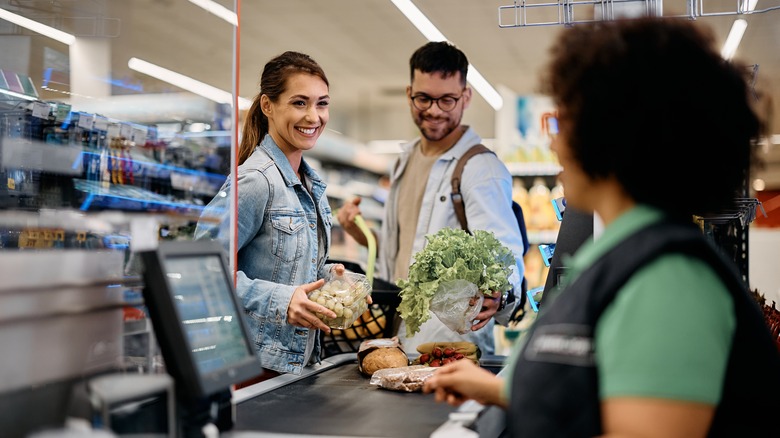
369 365 437 392
429 279 484 334
308 271 371 329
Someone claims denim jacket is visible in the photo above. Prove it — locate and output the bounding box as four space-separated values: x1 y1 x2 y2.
195 134 334 375
381 126 525 355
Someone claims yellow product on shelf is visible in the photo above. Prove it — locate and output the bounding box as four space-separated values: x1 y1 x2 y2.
528 177 557 230
551 182 564 202
18 228 65 248
550 182 565 231
512 179 530 217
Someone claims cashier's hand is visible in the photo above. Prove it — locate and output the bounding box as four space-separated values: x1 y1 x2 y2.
471 290 501 331
288 278 337 333
423 358 508 409
336 197 370 247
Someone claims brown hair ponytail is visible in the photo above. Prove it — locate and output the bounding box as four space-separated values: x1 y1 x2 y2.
237 97 265 165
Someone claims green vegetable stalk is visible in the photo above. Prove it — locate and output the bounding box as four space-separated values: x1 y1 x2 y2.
396 228 516 337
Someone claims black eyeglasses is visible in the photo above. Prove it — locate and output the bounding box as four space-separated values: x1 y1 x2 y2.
410 92 464 112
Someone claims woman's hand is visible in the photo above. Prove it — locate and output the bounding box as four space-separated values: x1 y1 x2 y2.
287 278 336 333
423 359 507 408
471 290 501 331
331 263 346 276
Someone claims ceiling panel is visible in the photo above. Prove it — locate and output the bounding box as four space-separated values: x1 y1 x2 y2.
1 0 779 141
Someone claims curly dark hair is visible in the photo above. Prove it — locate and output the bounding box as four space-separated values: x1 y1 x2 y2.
409 41 469 86
540 17 763 219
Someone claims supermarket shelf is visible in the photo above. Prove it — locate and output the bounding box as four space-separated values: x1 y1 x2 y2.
73 179 207 216
506 162 562 176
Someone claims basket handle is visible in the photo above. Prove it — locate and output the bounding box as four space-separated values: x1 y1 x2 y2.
353 214 376 285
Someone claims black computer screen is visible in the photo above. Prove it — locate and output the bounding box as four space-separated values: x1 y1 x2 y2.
163 254 252 375
141 240 262 400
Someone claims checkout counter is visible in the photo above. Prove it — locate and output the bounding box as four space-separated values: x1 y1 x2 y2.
228 353 508 438
136 240 509 438
0 239 510 437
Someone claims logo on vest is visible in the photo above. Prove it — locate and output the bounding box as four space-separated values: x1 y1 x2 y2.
524 323 595 366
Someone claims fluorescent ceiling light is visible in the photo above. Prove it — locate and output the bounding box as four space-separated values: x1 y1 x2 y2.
0 7 76 45
389 0 503 111
128 57 251 109
721 18 747 60
187 0 238 26
466 67 503 112
720 2 757 60
390 0 446 41
0 88 37 101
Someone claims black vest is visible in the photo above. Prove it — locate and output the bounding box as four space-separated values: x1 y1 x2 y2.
508 221 780 437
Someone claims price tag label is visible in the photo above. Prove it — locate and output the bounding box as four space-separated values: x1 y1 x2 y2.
55 103 71 122
32 101 50 119
119 124 133 139
107 123 121 140
132 127 147 146
77 113 95 130
94 117 109 132
130 216 161 252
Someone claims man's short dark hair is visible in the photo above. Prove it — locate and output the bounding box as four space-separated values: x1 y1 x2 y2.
409 41 468 86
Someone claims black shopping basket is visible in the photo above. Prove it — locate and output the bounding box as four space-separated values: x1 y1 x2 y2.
320 214 401 357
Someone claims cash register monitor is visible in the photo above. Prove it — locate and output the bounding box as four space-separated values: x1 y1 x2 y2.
141 240 262 401
539 206 594 307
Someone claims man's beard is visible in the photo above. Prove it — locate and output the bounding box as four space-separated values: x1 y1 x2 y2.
417 115 459 142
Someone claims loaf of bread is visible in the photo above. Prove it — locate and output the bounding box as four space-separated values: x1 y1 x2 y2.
357 338 409 376
361 348 409 376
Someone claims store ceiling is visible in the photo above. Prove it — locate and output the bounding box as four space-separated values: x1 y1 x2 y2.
1 0 779 186
142 0 780 135
2 1 779 131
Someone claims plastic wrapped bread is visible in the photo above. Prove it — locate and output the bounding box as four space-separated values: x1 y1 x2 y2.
369 365 437 392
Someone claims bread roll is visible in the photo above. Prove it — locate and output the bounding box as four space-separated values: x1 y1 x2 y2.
360 347 409 376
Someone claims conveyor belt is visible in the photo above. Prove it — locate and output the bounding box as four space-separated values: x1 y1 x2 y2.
233 357 456 437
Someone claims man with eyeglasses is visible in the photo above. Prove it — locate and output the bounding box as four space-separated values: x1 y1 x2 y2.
337 41 525 356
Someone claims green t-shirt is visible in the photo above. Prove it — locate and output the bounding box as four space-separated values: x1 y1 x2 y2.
502 205 735 404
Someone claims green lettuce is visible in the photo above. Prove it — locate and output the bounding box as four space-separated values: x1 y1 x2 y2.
396 228 515 337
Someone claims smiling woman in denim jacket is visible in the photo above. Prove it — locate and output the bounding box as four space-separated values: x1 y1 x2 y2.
196 51 359 379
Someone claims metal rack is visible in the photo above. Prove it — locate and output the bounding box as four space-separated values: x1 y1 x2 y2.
498 0 780 28
695 198 766 286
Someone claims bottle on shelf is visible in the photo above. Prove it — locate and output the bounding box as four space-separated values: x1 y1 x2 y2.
528 177 556 230
512 178 530 219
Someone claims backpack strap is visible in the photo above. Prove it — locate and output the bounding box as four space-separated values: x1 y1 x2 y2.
451 144 493 232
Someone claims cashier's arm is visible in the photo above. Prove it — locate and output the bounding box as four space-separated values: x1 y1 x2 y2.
423 359 508 408
600 397 715 437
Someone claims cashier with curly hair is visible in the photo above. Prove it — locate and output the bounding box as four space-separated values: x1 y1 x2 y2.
423 16 780 437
